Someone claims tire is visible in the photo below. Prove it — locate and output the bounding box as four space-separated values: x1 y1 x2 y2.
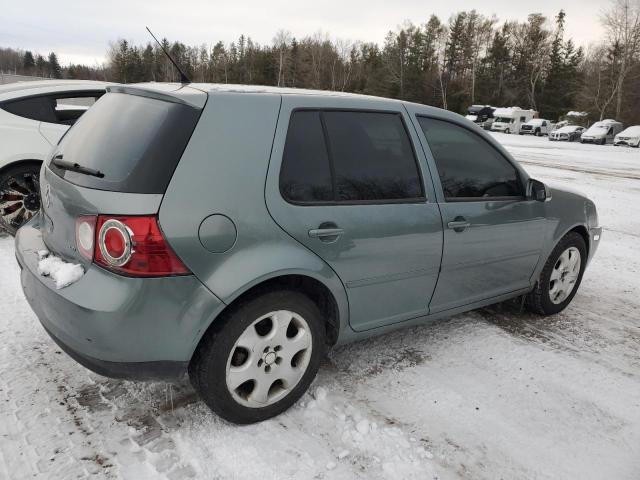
0 162 41 236
505 128 510 134
527 232 587 316
189 290 326 424
535 129 541 137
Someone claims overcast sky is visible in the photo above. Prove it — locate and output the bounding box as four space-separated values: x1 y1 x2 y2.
1 0 607 66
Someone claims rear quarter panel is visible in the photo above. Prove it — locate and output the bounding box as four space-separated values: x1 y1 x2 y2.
159 92 351 344
0 109 51 169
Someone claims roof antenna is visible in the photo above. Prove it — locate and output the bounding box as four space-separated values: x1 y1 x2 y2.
145 26 191 84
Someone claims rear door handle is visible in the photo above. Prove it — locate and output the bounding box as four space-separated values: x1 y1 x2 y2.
308 228 345 239
447 218 471 232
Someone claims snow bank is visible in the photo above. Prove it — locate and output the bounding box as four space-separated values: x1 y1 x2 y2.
37 250 84 289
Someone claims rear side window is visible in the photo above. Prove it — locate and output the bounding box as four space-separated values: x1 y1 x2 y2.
1 92 103 125
1 96 57 123
49 92 201 194
280 111 333 202
323 111 423 201
280 110 423 203
418 117 523 200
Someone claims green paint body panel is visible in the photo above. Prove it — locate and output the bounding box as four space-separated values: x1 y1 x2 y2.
15 84 601 379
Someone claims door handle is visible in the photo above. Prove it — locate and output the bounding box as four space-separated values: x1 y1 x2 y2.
447 217 471 232
308 228 345 239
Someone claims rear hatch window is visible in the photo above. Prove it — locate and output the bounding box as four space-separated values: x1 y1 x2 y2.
48 92 201 194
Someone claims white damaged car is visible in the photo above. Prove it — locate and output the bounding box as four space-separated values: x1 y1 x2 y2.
614 126 640 148
0 80 108 234
549 125 585 142
580 119 624 145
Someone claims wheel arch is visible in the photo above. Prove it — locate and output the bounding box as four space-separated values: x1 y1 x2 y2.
567 224 590 257
189 271 347 365
0 158 43 177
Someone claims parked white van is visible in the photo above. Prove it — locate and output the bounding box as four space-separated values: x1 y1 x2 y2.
491 107 536 134
580 119 624 145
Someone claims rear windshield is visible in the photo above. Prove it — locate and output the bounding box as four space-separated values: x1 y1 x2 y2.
49 92 201 193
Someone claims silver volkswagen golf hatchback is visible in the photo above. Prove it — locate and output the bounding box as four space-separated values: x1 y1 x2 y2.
16 83 602 423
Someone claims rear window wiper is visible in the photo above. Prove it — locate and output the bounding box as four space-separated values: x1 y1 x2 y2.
51 155 105 178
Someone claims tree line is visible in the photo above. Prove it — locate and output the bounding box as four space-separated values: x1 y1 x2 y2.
1 0 639 124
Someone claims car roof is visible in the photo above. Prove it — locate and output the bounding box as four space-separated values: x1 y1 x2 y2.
0 80 111 101
114 82 445 112
112 82 459 122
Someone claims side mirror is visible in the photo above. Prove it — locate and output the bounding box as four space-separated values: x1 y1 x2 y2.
528 179 551 202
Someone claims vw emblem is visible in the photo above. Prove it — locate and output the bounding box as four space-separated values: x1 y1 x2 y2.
44 183 51 208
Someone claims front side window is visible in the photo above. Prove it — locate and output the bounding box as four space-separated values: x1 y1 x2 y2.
280 110 424 203
53 95 100 125
418 117 523 201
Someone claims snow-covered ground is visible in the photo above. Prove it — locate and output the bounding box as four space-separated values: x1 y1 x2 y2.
1 134 639 479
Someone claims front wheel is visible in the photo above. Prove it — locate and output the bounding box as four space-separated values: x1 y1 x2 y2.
505 128 511 134
527 232 587 315
0 163 41 236
189 290 325 424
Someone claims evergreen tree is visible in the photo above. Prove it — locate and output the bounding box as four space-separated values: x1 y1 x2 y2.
23 51 35 71
48 52 62 78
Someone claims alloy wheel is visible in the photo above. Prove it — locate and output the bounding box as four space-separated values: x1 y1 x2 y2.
0 172 40 232
548 246 581 304
225 310 312 408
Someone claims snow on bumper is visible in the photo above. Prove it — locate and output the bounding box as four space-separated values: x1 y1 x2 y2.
14 218 225 379
37 250 84 289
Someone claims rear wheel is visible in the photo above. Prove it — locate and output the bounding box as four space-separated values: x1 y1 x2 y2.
0 163 41 236
189 290 325 424
527 232 587 315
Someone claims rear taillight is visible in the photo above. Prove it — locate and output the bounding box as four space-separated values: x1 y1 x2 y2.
76 215 190 277
76 216 97 260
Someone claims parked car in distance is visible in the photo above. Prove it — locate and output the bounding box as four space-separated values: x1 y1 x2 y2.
580 119 624 145
0 80 108 235
549 125 585 142
465 105 495 130
15 83 602 424
613 126 640 147
491 107 536 134
520 118 553 136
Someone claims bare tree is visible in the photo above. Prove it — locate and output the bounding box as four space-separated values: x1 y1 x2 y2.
468 12 497 103
601 0 640 118
273 30 291 87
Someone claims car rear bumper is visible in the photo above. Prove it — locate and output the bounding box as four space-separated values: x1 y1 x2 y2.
15 216 225 380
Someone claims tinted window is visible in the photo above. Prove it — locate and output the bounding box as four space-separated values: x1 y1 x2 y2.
1 96 57 123
280 111 333 202
323 111 423 201
418 117 523 200
49 92 201 194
